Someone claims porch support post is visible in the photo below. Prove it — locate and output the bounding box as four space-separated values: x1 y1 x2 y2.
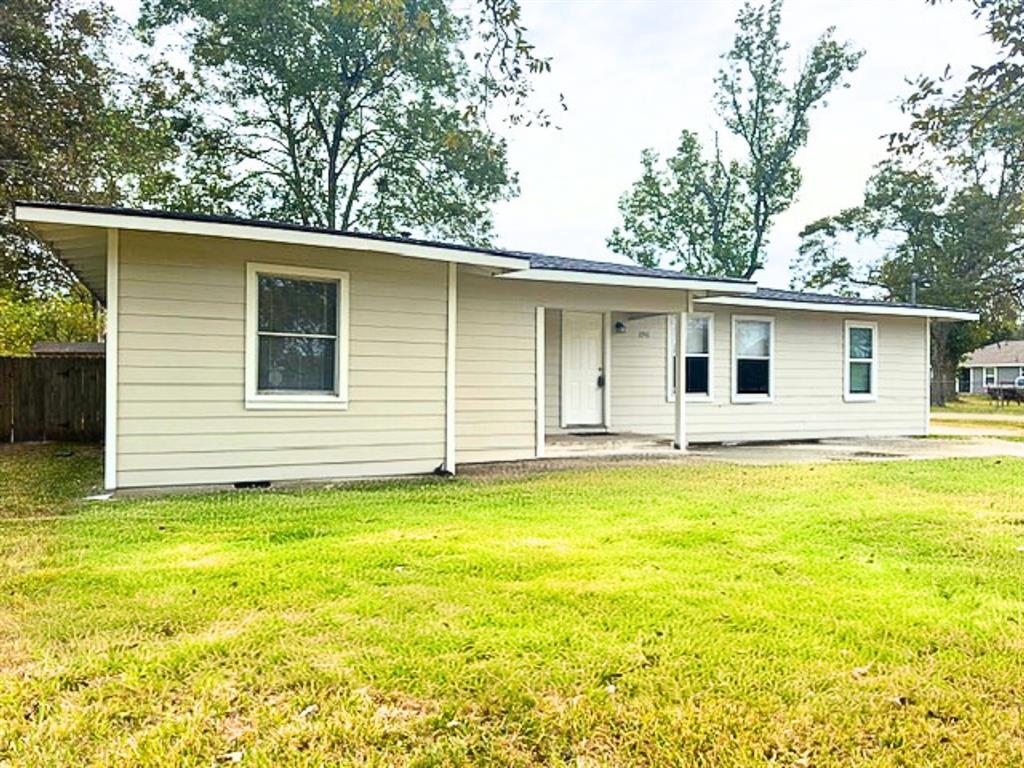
104 229 119 490
674 309 687 451
535 306 545 458
444 262 457 473
923 317 931 436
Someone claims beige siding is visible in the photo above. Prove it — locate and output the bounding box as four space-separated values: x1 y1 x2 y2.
544 309 563 433
455 272 690 463
610 313 675 434
116 231 448 487
685 306 928 442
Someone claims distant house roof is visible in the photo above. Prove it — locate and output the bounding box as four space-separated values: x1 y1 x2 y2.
32 341 105 357
963 340 1024 367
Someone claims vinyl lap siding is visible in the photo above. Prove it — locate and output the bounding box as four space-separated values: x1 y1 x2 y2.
686 307 927 442
610 312 674 434
116 231 448 487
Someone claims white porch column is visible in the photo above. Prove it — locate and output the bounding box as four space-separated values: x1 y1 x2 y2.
104 229 119 490
535 306 545 458
674 309 687 451
444 262 457 473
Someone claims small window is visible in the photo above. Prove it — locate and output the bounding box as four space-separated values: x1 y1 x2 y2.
732 316 773 402
245 263 349 409
844 321 878 402
667 313 713 401
983 367 996 387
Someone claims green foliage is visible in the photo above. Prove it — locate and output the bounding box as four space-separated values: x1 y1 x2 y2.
0 0 188 294
609 0 861 277
795 2 1024 403
137 0 545 243
0 287 103 356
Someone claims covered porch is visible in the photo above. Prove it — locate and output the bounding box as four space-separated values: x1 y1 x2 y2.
535 306 694 458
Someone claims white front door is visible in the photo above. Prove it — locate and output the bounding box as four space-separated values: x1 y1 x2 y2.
561 311 604 426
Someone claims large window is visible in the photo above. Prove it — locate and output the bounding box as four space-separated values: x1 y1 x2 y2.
844 321 878 402
666 313 713 401
245 263 349 409
732 316 773 402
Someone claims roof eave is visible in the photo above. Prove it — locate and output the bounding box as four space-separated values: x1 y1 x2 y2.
694 294 979 321
497 268 757 293
14 203 530 271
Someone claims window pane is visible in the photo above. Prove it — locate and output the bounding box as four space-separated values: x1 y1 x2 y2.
686 316 709 354
849 361 872 394
849 327 873 359
737 359 769 394
685 356 709 394
258 275 338 335
736 320 770 357
258 336 336 392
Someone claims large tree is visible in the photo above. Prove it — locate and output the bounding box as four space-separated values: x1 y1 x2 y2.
0 0 183 295
793 0 1024 404
138 0 549 243
608 0 862 277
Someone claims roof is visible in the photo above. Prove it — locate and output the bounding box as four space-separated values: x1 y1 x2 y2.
12 201 978 319
696 286 979 321
963 340 1024 367
13 201 756 300
32 341 105 357
526 254 751 285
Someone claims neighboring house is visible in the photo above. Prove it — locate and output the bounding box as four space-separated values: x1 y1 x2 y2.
958 340 1024 393
15 202 978 491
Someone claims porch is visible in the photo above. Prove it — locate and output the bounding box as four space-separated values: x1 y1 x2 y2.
535 306 694 458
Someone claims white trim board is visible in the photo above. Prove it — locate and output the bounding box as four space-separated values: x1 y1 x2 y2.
696 295 978 321
498 268 756 293
104 229 119 490
15 204 528 271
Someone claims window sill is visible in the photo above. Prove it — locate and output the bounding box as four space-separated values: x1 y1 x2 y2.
843 394 877 403
731 393 773 404
245 396 349 411
666 394 714 404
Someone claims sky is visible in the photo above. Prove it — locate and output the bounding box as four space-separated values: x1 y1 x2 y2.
109 0 998 288
488 0 998 287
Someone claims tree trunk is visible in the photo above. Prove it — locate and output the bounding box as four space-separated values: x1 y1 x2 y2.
929 324 958 407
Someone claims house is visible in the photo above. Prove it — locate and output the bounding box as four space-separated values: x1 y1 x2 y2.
958 340 1024 394
14 202 978 491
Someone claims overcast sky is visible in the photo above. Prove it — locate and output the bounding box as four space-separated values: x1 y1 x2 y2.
111 0 997 287
489 0 997 287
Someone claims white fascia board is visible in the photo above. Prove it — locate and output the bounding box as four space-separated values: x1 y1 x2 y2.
694 295 979 321
14 204 528 271
497 268 756 293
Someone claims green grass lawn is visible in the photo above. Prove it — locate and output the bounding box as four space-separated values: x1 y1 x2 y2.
933 394 1024 416
1 446 1022 766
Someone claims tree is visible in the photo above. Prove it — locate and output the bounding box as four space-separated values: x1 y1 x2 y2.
0 287 103 355
138 0 553 243
608 0 862 277
794 0 1024 404
0 0 185 295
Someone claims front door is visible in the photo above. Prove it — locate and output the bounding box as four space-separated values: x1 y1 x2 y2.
561 311 604 426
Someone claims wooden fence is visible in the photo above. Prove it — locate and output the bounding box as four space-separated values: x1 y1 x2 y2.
0 357 105 443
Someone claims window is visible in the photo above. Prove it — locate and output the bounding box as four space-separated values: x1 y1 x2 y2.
245 263 349 409
732 316 773 402
667 314 714 401
844 321 878 402
984 367 996 387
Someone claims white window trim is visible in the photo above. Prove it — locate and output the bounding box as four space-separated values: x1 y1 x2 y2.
983 367 996 387
844 320 879 403
666 313 714 403
245 261 350 410
731 314 775 404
